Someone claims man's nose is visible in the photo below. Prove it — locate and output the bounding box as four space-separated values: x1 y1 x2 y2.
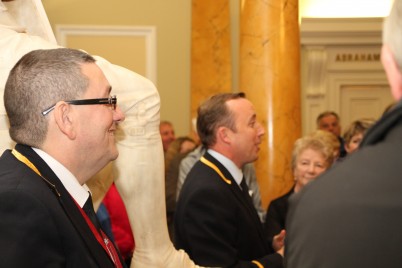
307 164 316 173
114 106 125 122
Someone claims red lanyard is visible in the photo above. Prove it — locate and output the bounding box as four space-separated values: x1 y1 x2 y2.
12 149 123 268
73 198 123 268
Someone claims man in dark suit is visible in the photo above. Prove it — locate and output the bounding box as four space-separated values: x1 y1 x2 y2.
174 92 284 268
285 1 402 267
0 48 126 267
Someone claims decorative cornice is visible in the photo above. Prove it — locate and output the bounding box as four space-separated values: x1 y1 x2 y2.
300 17 383 45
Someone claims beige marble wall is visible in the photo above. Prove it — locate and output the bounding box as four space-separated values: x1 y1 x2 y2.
190 0 232 121
240 0 301 207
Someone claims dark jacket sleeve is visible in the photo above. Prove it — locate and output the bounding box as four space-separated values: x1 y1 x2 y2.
264 198 287 246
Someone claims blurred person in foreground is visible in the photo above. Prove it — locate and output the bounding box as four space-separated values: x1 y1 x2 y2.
286 1 402 267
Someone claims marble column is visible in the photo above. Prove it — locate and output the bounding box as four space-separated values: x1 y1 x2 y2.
240 0 301 207
190 0 232 121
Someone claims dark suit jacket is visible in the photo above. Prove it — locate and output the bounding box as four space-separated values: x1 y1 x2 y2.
0 144 123 267
174 152 283 268
286 101 402 268
264 188 293 246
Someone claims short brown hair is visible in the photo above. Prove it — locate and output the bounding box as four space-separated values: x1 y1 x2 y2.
4 48 95 147
316 111 340 126
196 92 245 148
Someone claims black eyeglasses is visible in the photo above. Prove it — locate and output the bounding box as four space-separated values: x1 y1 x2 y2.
41 95 117 116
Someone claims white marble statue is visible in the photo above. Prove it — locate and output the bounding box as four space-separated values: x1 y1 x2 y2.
0 1 203 267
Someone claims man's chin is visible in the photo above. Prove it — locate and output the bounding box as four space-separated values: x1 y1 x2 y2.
111 152 119 161
246 156 259 165
252 153 259 161
109 147 119 161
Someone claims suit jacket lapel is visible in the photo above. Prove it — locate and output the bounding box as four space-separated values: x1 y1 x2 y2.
14 144 114 267
203 152 267 247
203 153 256 211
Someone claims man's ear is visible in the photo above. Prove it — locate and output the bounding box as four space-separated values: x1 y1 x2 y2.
217 126 232 145
53 102 76 140
381 45 402 101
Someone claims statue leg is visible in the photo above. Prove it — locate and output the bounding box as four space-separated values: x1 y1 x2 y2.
94 58 205 268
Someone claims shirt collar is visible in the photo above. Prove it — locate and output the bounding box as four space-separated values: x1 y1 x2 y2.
207 149 243 186
32 148 90 208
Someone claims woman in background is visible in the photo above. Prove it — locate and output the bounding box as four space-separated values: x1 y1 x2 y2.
164 136 196 242
264 132 335 250
343 119 375 154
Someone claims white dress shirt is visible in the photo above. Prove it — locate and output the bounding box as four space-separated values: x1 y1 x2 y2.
32 148 90 208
